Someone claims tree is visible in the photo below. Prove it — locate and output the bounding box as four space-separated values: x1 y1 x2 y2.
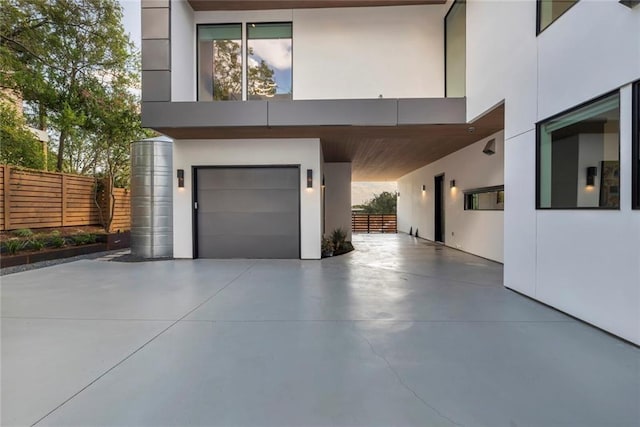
0 100 46 169
0 0 132 172
354 191 398 214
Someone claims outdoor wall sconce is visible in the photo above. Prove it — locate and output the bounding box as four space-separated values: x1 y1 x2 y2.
177 169 184 188
483 139 496 155
422 185 426 192
307 169 313 188
586 166 597 186
450 179 456 188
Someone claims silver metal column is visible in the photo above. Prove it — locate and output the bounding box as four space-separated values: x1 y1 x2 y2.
131 136 173 258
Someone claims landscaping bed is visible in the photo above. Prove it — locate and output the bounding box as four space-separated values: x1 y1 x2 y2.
0 226 130 269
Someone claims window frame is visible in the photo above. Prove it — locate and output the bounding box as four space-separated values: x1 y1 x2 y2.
245 21 293 101
463 185 505 211
633 81 640 209
196 23 244 102
536 0 579 35
536 89 621 210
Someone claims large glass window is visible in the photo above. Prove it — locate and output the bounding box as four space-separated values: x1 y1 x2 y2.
537 92 620 209
247 23 292 100
633 81 640 209
537 0 579 33
198 24 242 101
445 0 465 97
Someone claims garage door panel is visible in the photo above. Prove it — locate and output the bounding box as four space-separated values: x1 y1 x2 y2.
196 167 300 259
198 212 298 236
198 235 299 259
197 168 298 190
198 189 298 213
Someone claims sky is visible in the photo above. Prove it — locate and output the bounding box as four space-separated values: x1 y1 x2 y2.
118 1 396 204
119 0 141 49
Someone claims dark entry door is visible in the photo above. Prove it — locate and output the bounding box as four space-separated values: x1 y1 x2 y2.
434 174 445 243
195 166 300 259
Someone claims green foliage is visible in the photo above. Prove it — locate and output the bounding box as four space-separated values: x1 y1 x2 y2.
0 102 46 169
330 228 347 252
0 0 147 178
3 239 25 254
354 191 398 214
48 234 65 248
71 233 97 245
321 237 334 254
13 228 33 237
27 238 45 251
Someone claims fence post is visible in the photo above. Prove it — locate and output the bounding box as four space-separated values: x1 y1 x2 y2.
4 165 11 230
61 174 67 227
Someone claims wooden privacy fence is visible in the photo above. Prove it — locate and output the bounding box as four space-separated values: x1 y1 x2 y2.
0 165 130 232
352 213 397 234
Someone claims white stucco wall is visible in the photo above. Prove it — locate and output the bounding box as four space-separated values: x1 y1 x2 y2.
466 0 640 344
172 139 322 260
171 3 447 101
323 162 352 241
292 5 446 99
171 0 196 101
397 131 505 263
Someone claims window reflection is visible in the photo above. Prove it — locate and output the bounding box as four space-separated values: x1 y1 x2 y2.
538 93 620 209
247 23 292 101
198 24 242 101
464 186 504 210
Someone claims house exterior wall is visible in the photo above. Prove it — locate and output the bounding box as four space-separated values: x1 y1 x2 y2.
172 138 322 260
464 0 640 344
323 163 352 241
397 131 505 263
170 3 448 101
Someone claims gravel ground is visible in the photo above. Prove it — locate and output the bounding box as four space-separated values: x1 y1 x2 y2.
0 249 132 276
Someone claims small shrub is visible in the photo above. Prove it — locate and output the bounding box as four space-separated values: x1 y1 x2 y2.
27 238 45 251
72 233 97 245
321 237 334 256
13 228 33 237
3 239 25 255
50 230 61 236
49 235 65 248
330 228 347 251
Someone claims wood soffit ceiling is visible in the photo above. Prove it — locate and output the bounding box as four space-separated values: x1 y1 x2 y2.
157 105 504 182
187 1 445 11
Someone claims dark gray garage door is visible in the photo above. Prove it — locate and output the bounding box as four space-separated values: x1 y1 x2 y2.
195 167 300 259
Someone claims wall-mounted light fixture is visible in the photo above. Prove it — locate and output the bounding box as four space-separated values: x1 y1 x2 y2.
586 166 597 186
307 169 313 188
321 174 326 188
483 139 496 156
422 185 426 192
177 169 184 188
450 179 456 189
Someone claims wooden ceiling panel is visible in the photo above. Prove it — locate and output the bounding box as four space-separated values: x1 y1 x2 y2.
157 104 504 181
188 0 445 11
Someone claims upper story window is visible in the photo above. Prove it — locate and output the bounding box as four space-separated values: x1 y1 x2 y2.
445 0 465 97
247 23 292 101
198 24 242 101
197 22 292 101
537 0 579 34
537 92 620 209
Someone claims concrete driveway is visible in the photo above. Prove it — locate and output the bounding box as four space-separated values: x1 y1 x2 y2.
2 234 639 426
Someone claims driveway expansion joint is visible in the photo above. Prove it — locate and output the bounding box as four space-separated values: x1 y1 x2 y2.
30 261 258 427
350 322 465 427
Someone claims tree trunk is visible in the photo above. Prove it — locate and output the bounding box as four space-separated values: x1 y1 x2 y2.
56 128 67 171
